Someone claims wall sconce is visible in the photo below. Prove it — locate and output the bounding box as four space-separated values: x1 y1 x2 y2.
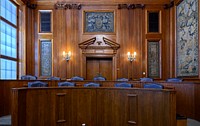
127 52 136 62
63 51 71 61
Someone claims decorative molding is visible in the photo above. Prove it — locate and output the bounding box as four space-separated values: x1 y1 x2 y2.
164 1 174 9
118 4 145 9
103 37 120 50
54 2 81 10
174 0 184 6
26 1 37 9
79 37 120 54
79 37 96 49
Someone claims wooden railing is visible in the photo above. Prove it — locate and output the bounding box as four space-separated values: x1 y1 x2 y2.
11 87 176 126
0 80 200 121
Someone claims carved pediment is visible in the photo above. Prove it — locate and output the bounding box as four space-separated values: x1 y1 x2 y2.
79 37 120 49
79 37 120 54
103 37 120 50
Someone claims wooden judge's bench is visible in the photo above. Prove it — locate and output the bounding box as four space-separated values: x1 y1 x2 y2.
11 87 176 126
1 80 200 125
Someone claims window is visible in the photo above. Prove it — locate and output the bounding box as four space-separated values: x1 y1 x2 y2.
148 12 159 33
0 0 18 79
39 11 52 33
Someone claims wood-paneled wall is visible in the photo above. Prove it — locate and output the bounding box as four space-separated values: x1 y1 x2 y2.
21 0 199 81
23 0 176 80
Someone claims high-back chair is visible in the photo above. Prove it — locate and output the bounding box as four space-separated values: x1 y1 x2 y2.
21 75 37 80
166 78 183 82
140 77 153 82
58 81 76 87
143 83 164 89
47 76 61 80
84 82 101 87
114 82 133 88
93 76 106 81
28 81 48 87
71 76 84 81
116 78 129 81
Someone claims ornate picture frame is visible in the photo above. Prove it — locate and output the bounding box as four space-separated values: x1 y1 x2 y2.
83 10 115 34
176 0 199 77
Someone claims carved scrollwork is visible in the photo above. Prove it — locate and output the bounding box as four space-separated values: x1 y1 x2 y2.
26 1 37 9
118 4 145 9
54 2 81 10
164 1 174 9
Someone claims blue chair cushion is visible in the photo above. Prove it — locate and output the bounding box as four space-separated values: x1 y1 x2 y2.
117 78 129 81
28 81 48 87
93 76 106 81
58 82 75 87
143 83 164 89
21 75 37 80
84 82 100 87
71 76 84 81
140 77 153 82
47 77 61 80
166 78 182 82
114 83 133 88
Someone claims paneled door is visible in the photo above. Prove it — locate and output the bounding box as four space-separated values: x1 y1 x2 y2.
86 57 112 80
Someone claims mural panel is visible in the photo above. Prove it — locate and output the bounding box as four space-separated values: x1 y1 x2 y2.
147 42 160 78
84 11 114 33
176 0 198 76
40 40 52 76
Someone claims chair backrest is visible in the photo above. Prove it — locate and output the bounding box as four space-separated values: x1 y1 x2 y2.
114 83 133 88
21 75 37 80
93 76 106 81
140 77 153 82
117 78 129 81
84 82 101 87
143 83 164 89
28 81 48 87
58 81 76 87
47 76 61 80
166 78 182 82
71 76 84 81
